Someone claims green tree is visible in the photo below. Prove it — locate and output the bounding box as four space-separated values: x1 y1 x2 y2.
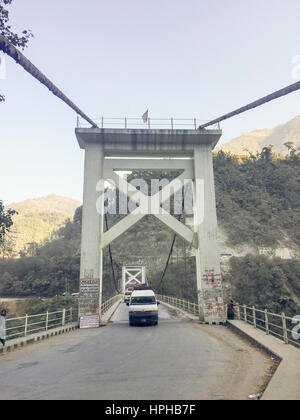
284 141 300 162
0 271 17 295
0 0 33 102
0 200 17 252
260 145 274 162
19 241 39 258
0 233 16 259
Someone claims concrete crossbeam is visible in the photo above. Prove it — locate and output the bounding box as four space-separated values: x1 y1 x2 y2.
103 158 193 173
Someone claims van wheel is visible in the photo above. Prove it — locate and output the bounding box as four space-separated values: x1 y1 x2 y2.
129 321 135 327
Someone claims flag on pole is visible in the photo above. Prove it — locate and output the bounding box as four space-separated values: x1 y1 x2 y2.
142 109 149 123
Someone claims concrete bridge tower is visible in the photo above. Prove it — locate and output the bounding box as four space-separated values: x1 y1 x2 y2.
76 123 225 327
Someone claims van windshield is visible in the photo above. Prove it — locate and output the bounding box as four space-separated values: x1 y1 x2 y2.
130 296 156 305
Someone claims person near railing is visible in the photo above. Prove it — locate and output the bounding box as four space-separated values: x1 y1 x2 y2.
227 300 237 320
0 309 7 347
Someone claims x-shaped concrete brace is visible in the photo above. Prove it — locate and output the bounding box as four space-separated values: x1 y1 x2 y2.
100 165 198 249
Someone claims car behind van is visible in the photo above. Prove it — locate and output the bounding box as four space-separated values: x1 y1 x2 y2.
124 291 132 303
127 289 160 326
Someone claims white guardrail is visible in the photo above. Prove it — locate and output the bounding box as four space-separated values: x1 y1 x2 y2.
156 294 200 315
100 294 122 315
233 303 300 348
4 295 122 342
157 294 300 349
5 307 77 341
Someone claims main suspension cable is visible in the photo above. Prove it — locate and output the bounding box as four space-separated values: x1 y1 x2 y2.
198 81 300 130
0 34 98 128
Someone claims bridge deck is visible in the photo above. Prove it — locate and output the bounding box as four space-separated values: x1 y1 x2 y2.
0 304 272 400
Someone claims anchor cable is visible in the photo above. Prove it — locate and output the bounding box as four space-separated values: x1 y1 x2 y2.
157 214 182 293
105 214 120 294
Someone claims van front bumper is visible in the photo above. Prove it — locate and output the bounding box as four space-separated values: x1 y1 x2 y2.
129 311 158 323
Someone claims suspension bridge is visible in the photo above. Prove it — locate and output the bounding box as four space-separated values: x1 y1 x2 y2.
0 34 300 401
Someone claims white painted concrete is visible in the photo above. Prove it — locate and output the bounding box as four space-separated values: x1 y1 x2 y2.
194 145 225 323
79 142 104 319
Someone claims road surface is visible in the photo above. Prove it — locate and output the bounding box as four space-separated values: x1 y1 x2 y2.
0 303 273 400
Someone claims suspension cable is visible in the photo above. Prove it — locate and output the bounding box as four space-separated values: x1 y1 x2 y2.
198 81 300 130
0 34 98 128
157 183 191 292
157 214 182 293
105 214 120 293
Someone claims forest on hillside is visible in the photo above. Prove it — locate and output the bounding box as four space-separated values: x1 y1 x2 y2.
1 195 81 258
0 147 299 316
215 146 300 247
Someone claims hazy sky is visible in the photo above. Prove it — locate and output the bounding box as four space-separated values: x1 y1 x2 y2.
0 0 300 204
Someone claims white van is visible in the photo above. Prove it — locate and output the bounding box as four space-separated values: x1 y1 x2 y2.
127 289 160 326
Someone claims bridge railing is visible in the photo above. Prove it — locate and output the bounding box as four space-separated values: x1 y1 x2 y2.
156 294 200 315
233 304 300 348
101 294 123 315
5 307 78 342
77 116 221 131
4 294 123 342
157 296 300 347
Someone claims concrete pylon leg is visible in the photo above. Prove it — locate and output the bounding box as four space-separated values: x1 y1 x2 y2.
142 266 146 284
79 143 104 327
194 145 225 324
122 267 126 294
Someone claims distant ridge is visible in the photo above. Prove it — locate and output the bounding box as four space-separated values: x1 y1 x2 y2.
221 115 300 155
9 194 81 215
221 129 272 155
7 195 82 256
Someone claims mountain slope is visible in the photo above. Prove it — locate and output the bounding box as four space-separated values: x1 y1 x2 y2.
9 194 81 215
221 129 272 155
261 115 300 154
7 195 81 255
221 115 300 155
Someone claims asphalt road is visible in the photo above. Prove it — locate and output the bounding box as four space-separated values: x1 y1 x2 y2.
0 303 272 400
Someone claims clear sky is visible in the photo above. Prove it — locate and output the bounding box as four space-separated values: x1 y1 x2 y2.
0 0 300 204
